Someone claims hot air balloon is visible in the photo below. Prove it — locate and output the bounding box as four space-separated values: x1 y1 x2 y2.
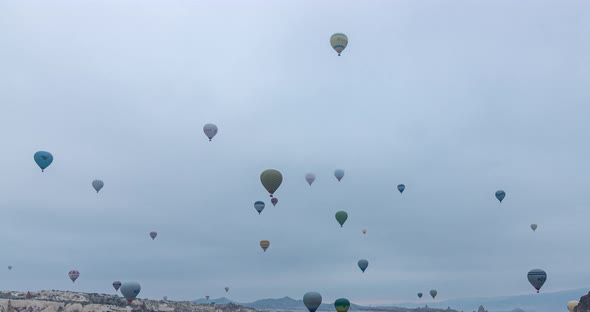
163 296 168 301
68 270 79 283
92 180 104 193
150 231 157 240
330 33 348 56
335 211 348 227
334 169 344 182
362 229 367 235
527 269 547 293
417 293 423 298
113 281 122 292
530 224 537 231
567 300 579 312
358 259 368 272
334 298 350 312
225 287 229 292
303 292 322 312
260 240 270 252
34 151 53 172
120 281 141 303
271 197 278 206
7 265 12 270
203 123 218 141
430 289 437 299
305 173 316 186
205 296 210 300
254 201 265 214
260 169 283 197
495 190 506 203
397 184 405 194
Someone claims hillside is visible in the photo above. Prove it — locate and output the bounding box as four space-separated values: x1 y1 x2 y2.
0 290 257 312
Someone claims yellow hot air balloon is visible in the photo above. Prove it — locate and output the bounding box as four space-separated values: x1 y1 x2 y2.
260 240 270 252
330 33 348 56
567 300 579 312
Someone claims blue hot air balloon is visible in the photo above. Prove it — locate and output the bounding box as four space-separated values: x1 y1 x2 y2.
254 201 265 214
495 190 506 203
34 151 53 172
397 184 405 194
527 269 547 293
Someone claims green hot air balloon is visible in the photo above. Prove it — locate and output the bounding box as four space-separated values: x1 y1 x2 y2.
335 211 348 227
260 169 283 197
430 289 437 299
303 292 322 312
334 298 350 312
358 259 368 272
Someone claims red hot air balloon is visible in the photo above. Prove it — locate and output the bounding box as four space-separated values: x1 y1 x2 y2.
113 281 122 292
362 229 367 235
68 270 80 283
271 197 278 206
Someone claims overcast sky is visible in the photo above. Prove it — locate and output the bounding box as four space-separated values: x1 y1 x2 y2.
0 0 589 305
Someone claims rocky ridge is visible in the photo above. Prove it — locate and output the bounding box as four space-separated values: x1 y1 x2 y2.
0 290 257 312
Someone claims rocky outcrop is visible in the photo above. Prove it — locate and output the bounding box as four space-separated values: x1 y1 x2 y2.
0 290 258 312
575 291 590 312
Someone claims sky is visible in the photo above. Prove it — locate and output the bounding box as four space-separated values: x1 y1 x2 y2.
0 0 589 305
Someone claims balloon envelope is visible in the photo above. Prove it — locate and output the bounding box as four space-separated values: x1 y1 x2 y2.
113 281 122 291
271 197 278 206
362 229 366 235
417 293 423 298
358 259 368 272
335 211 348 227
34 151 53 172
527 269 547 293
330 33 348 56
567 300 579 312
334 298 350 312
260 240 270 252
260 169 283 197
7 265 12 270
303 292 322 312
254 201 265 214
430 289 437 299
68 270 79 283
120 281 141 303
92 180 104 193
203 123 218 141
530 224 538 231
495 190 506 202
225 287 229 292
150 231 157 240
397 184 405 193
334 169 345 182
305 173 316 186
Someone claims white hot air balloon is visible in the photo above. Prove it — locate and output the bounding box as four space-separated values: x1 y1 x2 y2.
203 123 218 141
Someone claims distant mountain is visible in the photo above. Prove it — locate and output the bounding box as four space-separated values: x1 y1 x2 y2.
193 297 234 304
192 296 454 311
389 288 589 312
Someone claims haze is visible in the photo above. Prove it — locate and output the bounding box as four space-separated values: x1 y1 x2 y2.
0 0 589 305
